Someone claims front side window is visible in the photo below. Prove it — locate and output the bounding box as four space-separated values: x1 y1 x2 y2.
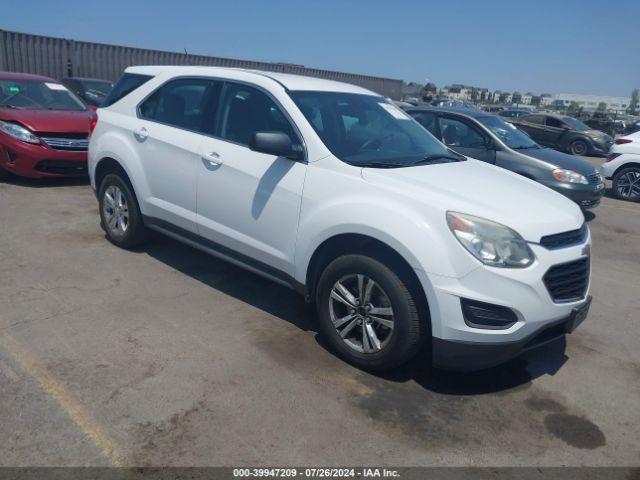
477 115 538 150
139 78 221 133
546 117 565 129
439 117 486 148
290 91 461 167
217 83 297 146
562 116 591 131
0 80 86 111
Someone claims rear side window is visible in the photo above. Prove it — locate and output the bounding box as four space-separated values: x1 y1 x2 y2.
102 73 153 107
217 83 297 146
410 111 438 136
523 115 545 125
139 78 222 133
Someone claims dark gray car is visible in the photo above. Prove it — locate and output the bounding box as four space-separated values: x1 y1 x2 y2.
403 106 605 209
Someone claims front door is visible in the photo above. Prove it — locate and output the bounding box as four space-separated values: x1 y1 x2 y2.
438 116 496 163
196 81 306 276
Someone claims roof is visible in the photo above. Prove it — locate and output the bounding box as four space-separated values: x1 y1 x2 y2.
0 71 57 82
63 76 113 83
404 105 492 119
125 65 378 95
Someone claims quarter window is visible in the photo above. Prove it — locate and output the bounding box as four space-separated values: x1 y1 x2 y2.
217 83 297 146
139 78 221 133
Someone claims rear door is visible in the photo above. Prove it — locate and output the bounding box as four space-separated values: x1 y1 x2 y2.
543 116 568 147
132 77 219 233
438 115 496 163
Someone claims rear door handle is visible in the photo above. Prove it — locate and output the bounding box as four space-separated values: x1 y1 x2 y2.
202 151 223 167
133 127 148 142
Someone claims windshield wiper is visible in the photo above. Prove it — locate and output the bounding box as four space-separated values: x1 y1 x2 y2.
512 144 540 150
0 103 24 109
409 154 464 166
357 162 405 168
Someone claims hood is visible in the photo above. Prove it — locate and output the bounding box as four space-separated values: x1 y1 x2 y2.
518 147 598 174
0 108 95 134
361 159 584 243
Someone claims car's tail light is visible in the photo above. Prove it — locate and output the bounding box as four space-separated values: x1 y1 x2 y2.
606 153 621 162
615 138 632 144
88 115 98 138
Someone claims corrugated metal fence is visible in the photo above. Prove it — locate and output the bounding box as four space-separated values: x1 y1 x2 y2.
0 29 403 98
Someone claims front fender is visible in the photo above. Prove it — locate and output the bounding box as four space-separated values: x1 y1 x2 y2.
294 198 480 285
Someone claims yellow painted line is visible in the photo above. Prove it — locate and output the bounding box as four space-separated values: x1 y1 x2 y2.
0 333 126 466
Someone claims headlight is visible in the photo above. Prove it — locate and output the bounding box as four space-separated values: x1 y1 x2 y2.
0 120 40 144
552 168 588 184
446 212 535 268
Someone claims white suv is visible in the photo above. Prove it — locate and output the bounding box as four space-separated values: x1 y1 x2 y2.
89 66 592 371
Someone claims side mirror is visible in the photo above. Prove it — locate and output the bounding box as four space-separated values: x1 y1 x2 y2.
249 131 303 160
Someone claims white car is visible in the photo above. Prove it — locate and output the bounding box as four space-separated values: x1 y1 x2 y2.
601 131 640 202
88 66 592 371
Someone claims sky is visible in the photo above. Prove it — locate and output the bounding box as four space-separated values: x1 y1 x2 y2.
2 0 639 97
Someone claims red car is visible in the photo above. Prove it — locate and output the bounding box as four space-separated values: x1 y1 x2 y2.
0 71 96 179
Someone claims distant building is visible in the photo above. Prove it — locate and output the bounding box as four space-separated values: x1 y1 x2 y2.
553 93 632 113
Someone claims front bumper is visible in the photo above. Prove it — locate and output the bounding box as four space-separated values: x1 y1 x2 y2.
588 139 613 155
416 235 592 371
0 134 87 178
550 182 605 209
433 296 591 371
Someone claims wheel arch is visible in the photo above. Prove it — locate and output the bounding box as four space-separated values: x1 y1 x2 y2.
612 162 640 179
304 233 430 326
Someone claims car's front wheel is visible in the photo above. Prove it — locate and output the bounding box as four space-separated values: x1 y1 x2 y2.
612 166 640 202
0 167 9 181
98 173 148 248
569 140 589 156
315 254 426 371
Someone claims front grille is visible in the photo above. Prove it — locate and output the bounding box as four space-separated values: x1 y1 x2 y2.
543 257 590 303
34 160 88 175
41 133 89 151
587 173 602 184
540 224 588 249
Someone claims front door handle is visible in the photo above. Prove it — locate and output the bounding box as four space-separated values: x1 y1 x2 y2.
202 151 223 167
133 127 148 142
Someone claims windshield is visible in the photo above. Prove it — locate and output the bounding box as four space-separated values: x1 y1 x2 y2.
562 116 591 131
477 115 539 149
290 91 462 167
0 79 86 111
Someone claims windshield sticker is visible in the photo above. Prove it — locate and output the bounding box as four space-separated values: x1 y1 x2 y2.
9 86 20 93
44 82 68 91
379 102 411 120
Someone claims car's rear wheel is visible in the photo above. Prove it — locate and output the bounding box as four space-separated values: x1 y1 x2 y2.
98 173 148 248
612 167 640 202
569 140 588 156
315 254 426 371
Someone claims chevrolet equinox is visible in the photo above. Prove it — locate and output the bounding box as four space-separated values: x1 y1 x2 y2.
88 66 592 371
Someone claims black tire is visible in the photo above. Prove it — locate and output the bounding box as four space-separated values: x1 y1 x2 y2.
315 254 426 371
98 173 148 248
612 167 640 202
0 166 9 181
569 140 589 156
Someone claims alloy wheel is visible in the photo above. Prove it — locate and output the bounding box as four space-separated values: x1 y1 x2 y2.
102 185 130 237
329 274 395 354
616 170 640 199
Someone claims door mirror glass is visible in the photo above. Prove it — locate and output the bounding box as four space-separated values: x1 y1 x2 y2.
249 131 303 160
